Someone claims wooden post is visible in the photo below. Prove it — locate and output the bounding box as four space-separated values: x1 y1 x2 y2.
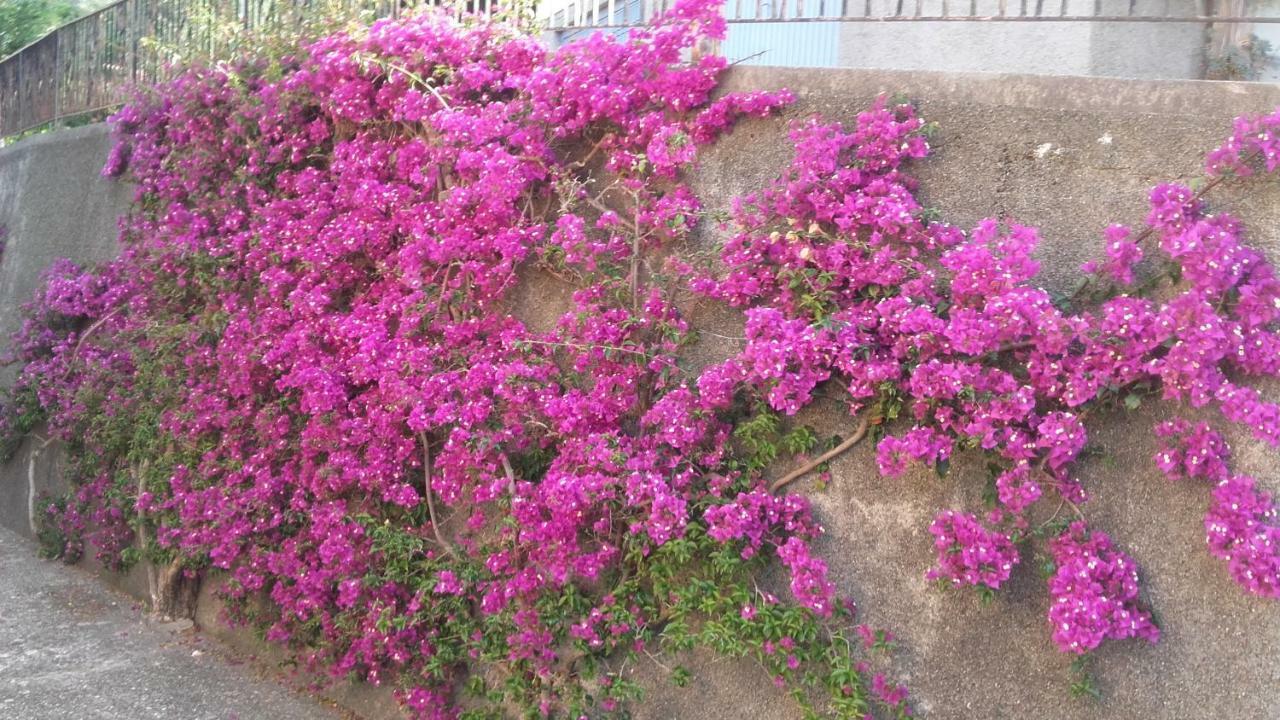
52 30 60 129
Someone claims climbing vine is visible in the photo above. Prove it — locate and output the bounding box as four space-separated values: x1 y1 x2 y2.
1 2 1278 718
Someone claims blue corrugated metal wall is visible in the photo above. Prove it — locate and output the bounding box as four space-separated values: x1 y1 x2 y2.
720 0 840 67
720 23 840 67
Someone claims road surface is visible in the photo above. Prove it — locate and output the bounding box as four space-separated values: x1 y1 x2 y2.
0 524 344 720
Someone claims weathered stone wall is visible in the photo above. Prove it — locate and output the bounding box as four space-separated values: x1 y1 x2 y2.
1 68 1278 720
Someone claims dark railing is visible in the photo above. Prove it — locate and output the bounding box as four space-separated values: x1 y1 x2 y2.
0 0 493 138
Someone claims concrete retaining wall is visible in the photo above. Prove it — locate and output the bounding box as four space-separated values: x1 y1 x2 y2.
1 68 1278 720
0 124 130 384
0 124 129 539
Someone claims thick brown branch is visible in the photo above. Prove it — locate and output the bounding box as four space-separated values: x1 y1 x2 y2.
630 202 642 311
770 416 869 494
418 433 459 560
500 453 517 497
70 304 124 361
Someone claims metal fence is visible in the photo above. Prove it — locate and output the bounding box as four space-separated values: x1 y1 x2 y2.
0 0 494 138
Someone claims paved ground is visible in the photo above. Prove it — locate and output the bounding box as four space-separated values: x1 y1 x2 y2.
0 525 344 720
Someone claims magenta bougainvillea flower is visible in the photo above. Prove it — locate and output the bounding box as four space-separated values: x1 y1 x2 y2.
2 0 1278 715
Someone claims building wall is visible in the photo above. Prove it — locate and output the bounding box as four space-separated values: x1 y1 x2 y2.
548 0 1239 78
836 0 1208 79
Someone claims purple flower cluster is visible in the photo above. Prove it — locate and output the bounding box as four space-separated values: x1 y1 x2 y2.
1205 107 1280 177
1153 420 1280 597
1153 419 1232 482
1082 224 1143 285
1 4 866 714
1046 522 1159 654
705 489 818 559
777 536 837 617
1205 475 1280 598
685 82 1280 660
926 510 1020 590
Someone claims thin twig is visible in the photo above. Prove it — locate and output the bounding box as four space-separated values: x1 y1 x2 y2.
630 191 642 311
518 338 650 358
434 263 455 319
1031 463 1086 522
70 305 124 361
696 331 747 342
1071 148 1263 303
996 339 1036 354
574 132 614 169
770 415 869 493
368 55 453 110
582 194 622 218
417 433 459 560
643 648 672 672
1035 497 1067 534
730 50 768 66
500 453 517 497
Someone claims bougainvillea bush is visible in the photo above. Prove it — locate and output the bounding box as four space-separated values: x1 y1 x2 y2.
2 1 1279 717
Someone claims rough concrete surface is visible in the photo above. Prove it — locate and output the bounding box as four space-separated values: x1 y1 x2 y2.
835 0 1205 80
1 68 1280 720
0 525 342 720
626 67 1280 720
0 124 132 386
0 123 131 542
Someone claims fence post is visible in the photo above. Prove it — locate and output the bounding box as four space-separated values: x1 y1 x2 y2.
52 30 61 129
16 44 24 134
128 0 138 85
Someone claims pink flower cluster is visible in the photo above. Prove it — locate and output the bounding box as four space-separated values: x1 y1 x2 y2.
1082 224 1143 285
1046 522 1159 654
925 510 1020 590
705 489 818 559
1205 107 1280 177
1154 420 1280 597
1153 419 1232 482
1205 475 1280 598
1 4 856 714
777 536 837 617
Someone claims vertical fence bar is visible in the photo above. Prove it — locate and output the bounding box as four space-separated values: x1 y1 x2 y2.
52 30 61 127
16 46 24 134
